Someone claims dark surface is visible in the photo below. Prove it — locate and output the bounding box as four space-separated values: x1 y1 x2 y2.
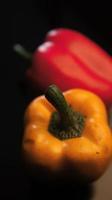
2 0 112 199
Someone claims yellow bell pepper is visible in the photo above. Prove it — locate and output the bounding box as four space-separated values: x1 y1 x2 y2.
22 85 112 183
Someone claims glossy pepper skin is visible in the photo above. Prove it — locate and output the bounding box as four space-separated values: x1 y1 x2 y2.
22 85 112 183
25 28 112 105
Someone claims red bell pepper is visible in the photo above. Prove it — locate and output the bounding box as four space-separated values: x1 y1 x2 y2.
14 28 112 105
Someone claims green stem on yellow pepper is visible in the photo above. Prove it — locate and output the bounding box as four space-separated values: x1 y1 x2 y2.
45 84 85 140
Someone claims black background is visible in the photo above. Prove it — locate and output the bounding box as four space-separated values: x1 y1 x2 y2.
2 0 112 199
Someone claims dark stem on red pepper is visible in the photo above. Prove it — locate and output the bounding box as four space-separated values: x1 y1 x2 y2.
13 44 32 60
45 85 85 140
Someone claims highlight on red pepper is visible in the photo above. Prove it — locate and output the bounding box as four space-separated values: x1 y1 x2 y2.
14 28 112 105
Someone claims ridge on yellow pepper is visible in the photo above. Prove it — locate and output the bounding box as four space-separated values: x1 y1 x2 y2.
22 85 112 183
